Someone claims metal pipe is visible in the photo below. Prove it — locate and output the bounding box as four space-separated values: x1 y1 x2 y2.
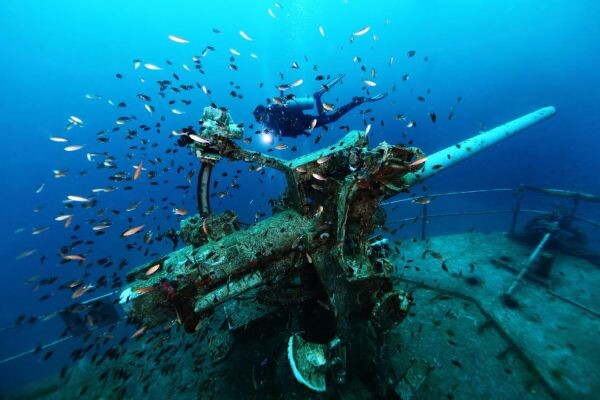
506 231 553 296
198 162 213 217
194 272 264 313
402 106 557 187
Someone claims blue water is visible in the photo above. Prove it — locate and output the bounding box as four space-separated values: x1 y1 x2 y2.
0 0 599 392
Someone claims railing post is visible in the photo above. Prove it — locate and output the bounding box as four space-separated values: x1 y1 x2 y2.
421 203 428 240
510 186 524 234
569 195 580 223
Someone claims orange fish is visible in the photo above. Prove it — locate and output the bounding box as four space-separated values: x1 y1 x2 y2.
145 263 161 276
71 284 92 299
134 161 143 180
188 134 211 144
312 173 327 181
202 219 209 236
409 157 427 167
135 286 157 294
63 254 85 261
316 156 331 165
122 224 145 237
172 208 188 216
130 326 147 340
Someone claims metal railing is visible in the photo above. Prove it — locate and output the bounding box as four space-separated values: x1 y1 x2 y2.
382 185 600 240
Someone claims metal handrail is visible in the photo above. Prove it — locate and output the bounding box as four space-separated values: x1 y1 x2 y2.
382 186 600 240
382 188 514 206
521 185 600 203
386 208 548 225
574 215 600 228
383 186 600 206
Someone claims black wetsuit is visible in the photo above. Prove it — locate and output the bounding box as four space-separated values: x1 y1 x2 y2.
265 92 367 138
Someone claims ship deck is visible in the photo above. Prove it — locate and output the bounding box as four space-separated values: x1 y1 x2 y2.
6 231 599 399
387 231 599 399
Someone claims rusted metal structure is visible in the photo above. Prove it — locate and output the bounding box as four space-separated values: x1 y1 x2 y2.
119 105 556 394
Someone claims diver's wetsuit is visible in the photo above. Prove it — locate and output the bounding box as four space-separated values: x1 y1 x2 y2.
254 74 386 138
266 96 366 137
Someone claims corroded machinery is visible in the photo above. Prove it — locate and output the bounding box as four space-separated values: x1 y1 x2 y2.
119 106 556 394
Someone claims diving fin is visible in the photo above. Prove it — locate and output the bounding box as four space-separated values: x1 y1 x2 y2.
321 74 345 92
368 92 388 102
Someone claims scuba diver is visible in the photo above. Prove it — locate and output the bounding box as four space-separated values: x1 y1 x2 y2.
253 74 387 138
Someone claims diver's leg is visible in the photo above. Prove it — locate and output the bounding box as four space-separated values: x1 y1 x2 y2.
317 90 388 120
314 91 325 116
317 96 366 125
368 92 388 101
318 73 345 93
313 74 346 116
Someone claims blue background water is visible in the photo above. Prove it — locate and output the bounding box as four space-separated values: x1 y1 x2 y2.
0 0 599 391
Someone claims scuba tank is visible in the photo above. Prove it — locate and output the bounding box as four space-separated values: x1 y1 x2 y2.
285 96 315 111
